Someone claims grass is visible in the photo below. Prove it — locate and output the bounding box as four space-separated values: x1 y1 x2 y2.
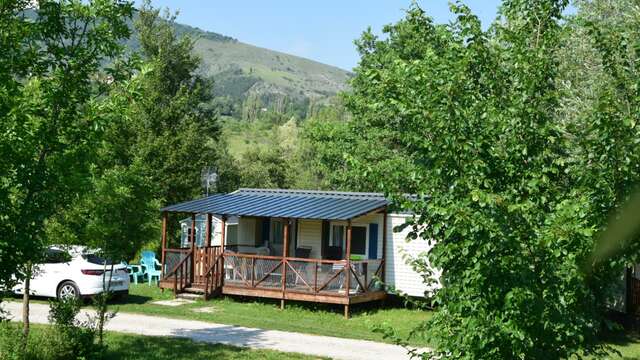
222 118 275 158
12 283 432 347
593 332 640 360
111 286 640 357
20 324 324 360
107 284 432 347
12 287 640 358
9 283 432 347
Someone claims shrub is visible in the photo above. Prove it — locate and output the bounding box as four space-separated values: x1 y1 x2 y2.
39 298 99 360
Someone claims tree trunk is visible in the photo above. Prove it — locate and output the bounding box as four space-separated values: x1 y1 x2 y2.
97 260 115 346
22 263 32 348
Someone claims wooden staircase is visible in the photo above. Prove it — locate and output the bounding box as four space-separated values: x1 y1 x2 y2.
159 246 224 300
175 286 206 300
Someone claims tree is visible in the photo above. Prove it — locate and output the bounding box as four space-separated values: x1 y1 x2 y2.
234 118 321 189
49 1 228 248
129 1 223 208
0 0 133 342
307 1 640 358
238 145 293 189
83 164 158 345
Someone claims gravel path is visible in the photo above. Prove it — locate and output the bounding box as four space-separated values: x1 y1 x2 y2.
2 301 421 360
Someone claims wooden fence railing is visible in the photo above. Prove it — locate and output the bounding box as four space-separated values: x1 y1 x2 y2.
202 248 224 299
162 246 223 295
193 246 223 285
162 251 192 294
223 253 384 297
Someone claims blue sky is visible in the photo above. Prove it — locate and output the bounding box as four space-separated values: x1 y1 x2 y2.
142 1 503 71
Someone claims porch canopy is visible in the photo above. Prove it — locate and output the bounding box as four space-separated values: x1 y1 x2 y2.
161 188 389 220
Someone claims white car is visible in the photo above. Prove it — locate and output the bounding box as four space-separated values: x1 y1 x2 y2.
13 246 130 300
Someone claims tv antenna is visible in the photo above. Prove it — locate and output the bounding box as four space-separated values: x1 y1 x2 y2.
201 166 218 197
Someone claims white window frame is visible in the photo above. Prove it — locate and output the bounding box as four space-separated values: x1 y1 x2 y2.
329 222 369 258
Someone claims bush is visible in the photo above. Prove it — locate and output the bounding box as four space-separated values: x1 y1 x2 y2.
38 298 99 360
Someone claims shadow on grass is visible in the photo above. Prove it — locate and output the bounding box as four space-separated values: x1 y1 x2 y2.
103 335 245 360
111 293 153 305
220 293 428 317
596 330 640 360
103 330 317 360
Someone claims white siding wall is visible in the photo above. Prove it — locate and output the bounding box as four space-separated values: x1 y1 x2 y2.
297 219 322 258
385 214 441 297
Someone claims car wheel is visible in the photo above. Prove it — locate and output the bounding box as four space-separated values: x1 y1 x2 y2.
57 281 80 301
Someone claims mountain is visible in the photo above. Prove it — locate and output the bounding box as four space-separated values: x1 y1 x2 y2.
169 22 352 116
24 8 351 118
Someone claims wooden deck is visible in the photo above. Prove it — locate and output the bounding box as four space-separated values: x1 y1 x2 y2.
159 246 386 310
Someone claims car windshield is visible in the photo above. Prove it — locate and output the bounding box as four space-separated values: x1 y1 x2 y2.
82 253 116 265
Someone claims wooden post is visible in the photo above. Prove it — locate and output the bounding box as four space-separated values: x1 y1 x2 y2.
221 216 227 250
281 219 290 310
626 267 634 314
313 262 318 293
344 220 352 318
204 213 212 284
221 216 227 288
190 213 196 284
160 212 168 276
205 213 212 247
283 220 290 258
382 209 388 283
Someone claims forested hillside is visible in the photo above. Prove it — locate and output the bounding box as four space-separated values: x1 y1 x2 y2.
124 13 352 119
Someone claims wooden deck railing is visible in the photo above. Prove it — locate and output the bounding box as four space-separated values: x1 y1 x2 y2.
202 247 224 299
162 248 190 276
162 250 191 294
161 247 385 301
223 253 385 298
193 246 223 285
162 246 223 295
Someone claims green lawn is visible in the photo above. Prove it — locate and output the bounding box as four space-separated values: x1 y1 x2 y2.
107 284 432 347
21 284 640 357
594 332 640 360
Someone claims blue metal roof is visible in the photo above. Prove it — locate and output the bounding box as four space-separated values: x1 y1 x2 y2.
161 188 389 220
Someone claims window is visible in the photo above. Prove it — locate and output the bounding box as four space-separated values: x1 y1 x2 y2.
331 225 345 247
44 249 70 264
82 253 115 265
351 226 367 256
329 224 368 257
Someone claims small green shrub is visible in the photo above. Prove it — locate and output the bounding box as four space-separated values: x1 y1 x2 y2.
39 298 99 360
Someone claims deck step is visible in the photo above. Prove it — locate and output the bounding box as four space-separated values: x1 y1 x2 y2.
176 292 205 300
183 287 206 294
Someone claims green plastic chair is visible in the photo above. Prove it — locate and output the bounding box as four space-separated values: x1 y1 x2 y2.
140 251 162 285
125 262 145 284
